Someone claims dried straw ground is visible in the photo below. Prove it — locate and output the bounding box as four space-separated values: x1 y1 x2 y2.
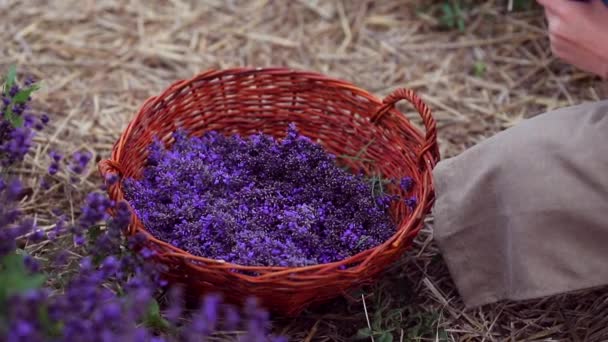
3 0 608 341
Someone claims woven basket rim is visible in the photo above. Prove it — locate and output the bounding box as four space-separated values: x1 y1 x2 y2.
99 67 439 275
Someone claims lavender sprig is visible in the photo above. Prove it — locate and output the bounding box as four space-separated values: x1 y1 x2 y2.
0 66 44 167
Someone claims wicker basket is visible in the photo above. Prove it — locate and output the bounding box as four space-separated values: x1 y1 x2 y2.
99 67 439 316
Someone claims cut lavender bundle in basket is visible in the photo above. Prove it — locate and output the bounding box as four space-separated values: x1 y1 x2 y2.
123 124 417 267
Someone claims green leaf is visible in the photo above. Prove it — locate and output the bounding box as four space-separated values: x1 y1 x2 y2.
88 225 107 266
453 1 463 15
87 224 101 243
38 305 63 337
386 308 402 321
87 225 104 246
513 0 533 11
2 252 24 270
474 61 486 77
12 84 39 104
146 298 161 317
11 115 24 128
457 18 465 32
377 331 394 342
3 106 24 128
437 328 449 341
0 253 46 302
355 327 372 339
22 274 46 291
143 298 171 331
407 312 440 338
441 2 454 18
440 2 457 29
440 1 468 31
5 65 16 91
372 310 383 331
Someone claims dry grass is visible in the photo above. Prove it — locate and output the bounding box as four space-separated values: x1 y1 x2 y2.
2 0 608 340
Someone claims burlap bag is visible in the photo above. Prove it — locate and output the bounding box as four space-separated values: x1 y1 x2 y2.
433 100 608 307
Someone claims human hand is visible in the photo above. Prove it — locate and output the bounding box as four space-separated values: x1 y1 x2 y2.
536 0 608 78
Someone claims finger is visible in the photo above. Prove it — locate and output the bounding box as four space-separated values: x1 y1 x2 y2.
544 5 604 53
536 0 587 18
549 34 607 77
544 8 568 40
549 34 572 58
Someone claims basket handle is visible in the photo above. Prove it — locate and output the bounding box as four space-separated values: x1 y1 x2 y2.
371 88 439 169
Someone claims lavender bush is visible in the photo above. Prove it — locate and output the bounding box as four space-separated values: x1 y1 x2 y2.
124 124 417 267
0 65 46 167
0 67 286 342
1 181 286 342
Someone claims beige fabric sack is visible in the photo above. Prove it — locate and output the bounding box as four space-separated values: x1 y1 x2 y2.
433 100 608 308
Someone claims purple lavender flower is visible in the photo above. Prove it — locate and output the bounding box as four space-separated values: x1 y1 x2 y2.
123 124 406 267
8 85 19 97
48 163 59 176
405 196 418 211
0 179 36 256
23 255 40 273
22 113 34 128
49 150 62 162
105 174 119 185
0 127 33 166
400 176 414 192
46 151 62 176
6 178 23 201
78 192 113 228
69 151 93 175
29 229 45 243
9 320 35 341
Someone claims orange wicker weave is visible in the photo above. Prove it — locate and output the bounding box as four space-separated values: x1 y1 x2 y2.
99 67 439 317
